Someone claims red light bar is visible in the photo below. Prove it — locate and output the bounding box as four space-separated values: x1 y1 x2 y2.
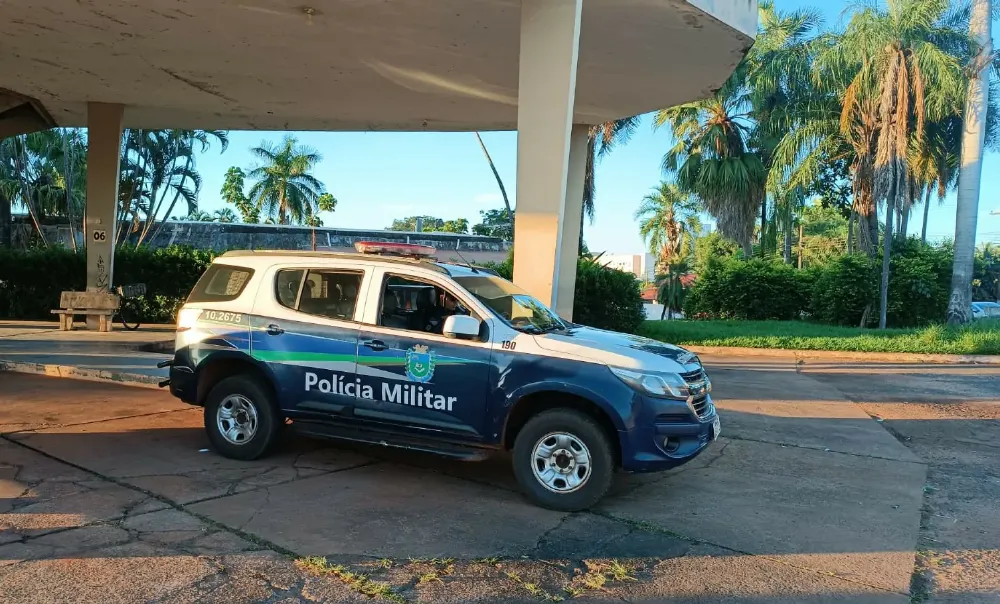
354 241 436 258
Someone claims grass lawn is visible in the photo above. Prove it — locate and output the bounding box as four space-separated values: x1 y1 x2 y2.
638 319 1000 355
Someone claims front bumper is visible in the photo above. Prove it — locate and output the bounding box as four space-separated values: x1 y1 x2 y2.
619 394 719 473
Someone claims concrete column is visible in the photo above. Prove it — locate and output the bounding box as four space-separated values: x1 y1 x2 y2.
555 125 589 320
512 0 582 313
85 102 124 294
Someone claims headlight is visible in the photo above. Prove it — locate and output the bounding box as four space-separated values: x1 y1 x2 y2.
610 367 688 399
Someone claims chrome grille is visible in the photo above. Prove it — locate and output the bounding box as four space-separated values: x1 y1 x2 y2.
680 368 705 383
681 367 712 418
690 396 710 417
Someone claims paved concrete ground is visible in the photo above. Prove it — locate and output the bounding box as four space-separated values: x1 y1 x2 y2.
0 321 171 378
0 357 995 602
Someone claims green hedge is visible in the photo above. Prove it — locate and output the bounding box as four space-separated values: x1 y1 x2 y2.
481 252 645 333
682 239 955 328
2 246 646 333
683 257 812 321
0 246 214 323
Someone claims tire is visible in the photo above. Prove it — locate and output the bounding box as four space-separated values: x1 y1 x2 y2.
203 374 281 461
118 301 140 331
512 409 615 512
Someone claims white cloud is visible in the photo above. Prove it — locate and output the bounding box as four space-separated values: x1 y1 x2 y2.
473 192 503 206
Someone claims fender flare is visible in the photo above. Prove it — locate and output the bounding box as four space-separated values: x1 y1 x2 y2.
501 380 628 436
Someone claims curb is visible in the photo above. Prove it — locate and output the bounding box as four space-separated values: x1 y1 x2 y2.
0 360 164 389
685 346 1000 364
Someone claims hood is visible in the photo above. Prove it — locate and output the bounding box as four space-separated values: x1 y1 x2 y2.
533 326 699 372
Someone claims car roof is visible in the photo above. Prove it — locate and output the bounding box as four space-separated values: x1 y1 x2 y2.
216 250 502 278
218 249 449 273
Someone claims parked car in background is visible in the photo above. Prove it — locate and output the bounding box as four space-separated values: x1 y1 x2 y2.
971 301 1000 320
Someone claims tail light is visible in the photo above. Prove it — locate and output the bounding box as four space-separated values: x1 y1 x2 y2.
176 307 201 332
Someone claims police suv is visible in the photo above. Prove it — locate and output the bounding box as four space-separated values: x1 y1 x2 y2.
164 242 720 511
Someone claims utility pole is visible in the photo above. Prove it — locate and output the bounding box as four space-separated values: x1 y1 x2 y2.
797 223 804 269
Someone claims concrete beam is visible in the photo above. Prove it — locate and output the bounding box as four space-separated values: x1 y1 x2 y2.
512 0 582 312
85 103 124 307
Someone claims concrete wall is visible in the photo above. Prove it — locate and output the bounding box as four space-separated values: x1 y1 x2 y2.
21 221 511 264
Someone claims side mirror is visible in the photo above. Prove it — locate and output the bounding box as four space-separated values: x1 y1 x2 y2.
443 315 481 339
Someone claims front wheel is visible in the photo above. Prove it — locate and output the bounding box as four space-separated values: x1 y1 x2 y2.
118 300 141 331
204 375 281 461
512 409 615 511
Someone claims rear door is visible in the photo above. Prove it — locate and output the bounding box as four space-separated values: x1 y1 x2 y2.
354 267 494 442
249 262 371 417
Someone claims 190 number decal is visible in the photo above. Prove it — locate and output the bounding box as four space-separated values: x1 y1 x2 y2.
501 340 516 350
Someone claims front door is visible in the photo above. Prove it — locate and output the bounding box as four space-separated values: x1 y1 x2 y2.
354 271 493 442
249 266 367 417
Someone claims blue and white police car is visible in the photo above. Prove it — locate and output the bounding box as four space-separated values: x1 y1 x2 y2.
164 242 720 511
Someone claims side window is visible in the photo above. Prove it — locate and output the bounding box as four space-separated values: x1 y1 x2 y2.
379 274 474 335
187 264 254 303
276 269 363 321
275 269 304 309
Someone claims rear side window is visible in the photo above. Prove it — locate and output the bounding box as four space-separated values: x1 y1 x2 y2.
187 264 254 303
276 269 364 321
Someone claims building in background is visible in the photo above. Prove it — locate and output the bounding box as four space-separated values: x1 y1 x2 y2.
600 253 656 282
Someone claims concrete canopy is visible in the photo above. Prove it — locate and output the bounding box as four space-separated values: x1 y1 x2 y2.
0 0 754 132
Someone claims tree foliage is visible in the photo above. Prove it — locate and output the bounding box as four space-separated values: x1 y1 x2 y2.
246 135 326 225
472 208 514 240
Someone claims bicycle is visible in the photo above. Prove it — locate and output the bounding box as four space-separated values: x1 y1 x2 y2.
114 283 146 331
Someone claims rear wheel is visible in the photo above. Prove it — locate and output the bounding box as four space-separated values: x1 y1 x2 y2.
204 375 281 461
512 409 615 511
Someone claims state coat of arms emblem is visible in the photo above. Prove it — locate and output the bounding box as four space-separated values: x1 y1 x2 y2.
405 344 436 383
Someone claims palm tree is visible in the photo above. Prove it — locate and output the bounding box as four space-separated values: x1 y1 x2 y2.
634 181 701 269
822 0 969 328
910 114 962 242
584 118 640 222
948 0 993 325
141 129 228 246
246 135 326 225
658 1 818 258
474 133 514 237
657 91 765 258
655 258 691 320
213 208 237 223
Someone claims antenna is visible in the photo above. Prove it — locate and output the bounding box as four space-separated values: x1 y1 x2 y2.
451 249 480 273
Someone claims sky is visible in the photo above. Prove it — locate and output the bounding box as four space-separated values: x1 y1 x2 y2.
189 0 1000 256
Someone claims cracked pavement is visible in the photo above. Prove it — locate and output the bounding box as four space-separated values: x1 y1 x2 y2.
1 358 996 603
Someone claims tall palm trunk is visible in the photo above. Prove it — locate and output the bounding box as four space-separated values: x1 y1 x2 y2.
141 133 189 247
920 184 932 243
879 165 898 330
62 129 78 252
17 136 48 248
474 133 515 237
847 210 855 255
947 0 992 325
760 198 768 258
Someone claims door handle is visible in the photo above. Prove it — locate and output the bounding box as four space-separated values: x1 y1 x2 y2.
363 339 387 352
266 324 284 336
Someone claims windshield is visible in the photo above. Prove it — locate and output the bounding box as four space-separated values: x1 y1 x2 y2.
454 275 566 333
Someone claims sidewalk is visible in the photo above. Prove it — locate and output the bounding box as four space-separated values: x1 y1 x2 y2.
0 320 172 385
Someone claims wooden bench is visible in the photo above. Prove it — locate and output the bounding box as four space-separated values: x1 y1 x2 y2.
51 291 120 332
